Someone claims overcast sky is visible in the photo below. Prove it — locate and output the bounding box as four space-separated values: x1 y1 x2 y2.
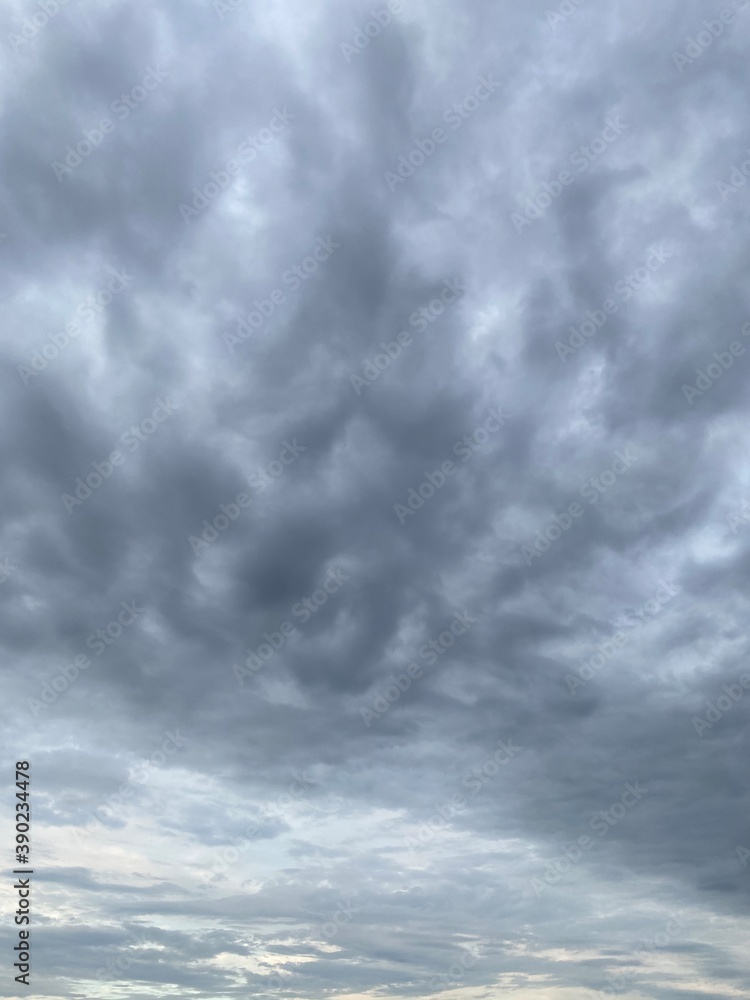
2 0 750 998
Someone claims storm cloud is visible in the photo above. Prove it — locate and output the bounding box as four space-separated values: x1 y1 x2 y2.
1 0 750 998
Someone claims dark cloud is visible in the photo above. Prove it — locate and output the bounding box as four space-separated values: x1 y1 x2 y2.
1 0 749 997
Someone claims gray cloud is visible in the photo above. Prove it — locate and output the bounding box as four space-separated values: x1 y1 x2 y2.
1 0 750 997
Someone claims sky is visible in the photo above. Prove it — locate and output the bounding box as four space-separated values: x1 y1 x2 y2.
1 0 750 998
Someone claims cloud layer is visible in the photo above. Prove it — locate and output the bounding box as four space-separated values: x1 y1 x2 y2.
2 0 750 997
